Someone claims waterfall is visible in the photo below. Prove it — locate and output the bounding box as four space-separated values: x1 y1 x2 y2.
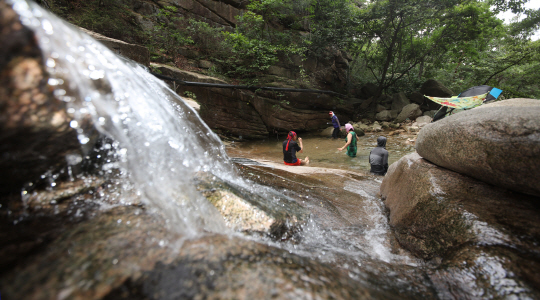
10 0 239 236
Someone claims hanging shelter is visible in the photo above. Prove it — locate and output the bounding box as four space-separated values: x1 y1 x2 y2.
427 85 503 122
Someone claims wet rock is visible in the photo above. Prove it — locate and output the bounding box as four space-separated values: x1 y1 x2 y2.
194 173 309 240
381 152 540 297
416 98 540 197
0 1 88 196
104 234 398 300
430 246 540 299
395 103 423 123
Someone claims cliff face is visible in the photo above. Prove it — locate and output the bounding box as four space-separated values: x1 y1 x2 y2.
46 0 352 93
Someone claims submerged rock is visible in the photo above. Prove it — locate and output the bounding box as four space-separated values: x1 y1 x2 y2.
194 172 309 240
416 98 540 197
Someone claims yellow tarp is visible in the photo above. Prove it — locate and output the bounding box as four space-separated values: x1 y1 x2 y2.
425 93 488 109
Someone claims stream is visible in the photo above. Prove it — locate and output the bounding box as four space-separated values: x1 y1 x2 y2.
2 1 506 298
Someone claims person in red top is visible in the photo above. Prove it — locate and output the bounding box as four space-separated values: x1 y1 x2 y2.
283 131 310 166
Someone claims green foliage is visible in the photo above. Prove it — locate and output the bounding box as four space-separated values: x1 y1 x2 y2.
183 91 197 100
351 0 504 96
48 0 145 44
221 11 306 78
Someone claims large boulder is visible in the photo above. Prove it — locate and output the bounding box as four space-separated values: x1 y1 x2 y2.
380 152 540 297
151 63 355 138
409 91 426 105
419 79 453 98
395 103 423 123
391 92 410 112
416 98 540 197
419 80 450 110
375 110 398 122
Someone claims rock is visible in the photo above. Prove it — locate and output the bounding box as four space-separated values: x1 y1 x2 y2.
391 92 410 112
376 104 386 113
268 65 292 78
381 152 540 297
375 110 398 122
195 173 308 240
415 115 432 127
406 126 420 133
395 104 423 123
0 4 92 195
476 98 540 109
419 80 450 110
409 91 426 105
419 79 453 98
319 126 335 137
416 98 540 197
370 123 383 132
359 83 378 99
423 110 437 118
359 97 374 109
199 60 214 69
78 28 150 67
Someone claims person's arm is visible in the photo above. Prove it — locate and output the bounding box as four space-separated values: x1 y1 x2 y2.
298 137 304 153
336 117 341 129
338 133 352 151
383 151 389 173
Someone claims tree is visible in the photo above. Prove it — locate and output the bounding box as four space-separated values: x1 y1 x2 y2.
351 0 503 96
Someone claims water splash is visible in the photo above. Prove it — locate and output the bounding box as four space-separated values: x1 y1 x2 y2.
10 0 238 235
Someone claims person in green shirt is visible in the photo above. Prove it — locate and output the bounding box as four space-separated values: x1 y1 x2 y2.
337 123 357 157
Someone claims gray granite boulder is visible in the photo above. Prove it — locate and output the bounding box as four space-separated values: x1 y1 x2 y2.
391 92 410 112
375 109 398 121
380 152 540 298
416 98 540 197
395 103 423 123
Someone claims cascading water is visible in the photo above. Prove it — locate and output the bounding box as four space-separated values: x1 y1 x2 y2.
10 0 239 235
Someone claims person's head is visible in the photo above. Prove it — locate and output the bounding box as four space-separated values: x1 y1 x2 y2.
287 131 297 141
345 123 354 132
377 136 387 148
329 111 334 117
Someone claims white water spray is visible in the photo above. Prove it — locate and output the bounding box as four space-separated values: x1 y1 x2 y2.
10 0 240 236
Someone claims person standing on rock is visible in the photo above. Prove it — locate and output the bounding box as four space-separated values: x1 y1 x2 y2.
369 136 389 175
337 123 357 157
329 111 341 139
283 131 310 166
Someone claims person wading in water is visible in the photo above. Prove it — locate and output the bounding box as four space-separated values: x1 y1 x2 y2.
337 123 357 157
329 111 341 139
369 136 389 175
283 131 310 166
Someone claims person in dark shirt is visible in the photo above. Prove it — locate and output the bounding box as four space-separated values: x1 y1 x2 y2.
329 111 341 139
369 136 389 175
283 131 310 166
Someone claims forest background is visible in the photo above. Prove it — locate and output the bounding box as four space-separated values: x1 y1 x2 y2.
37 0 540 100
